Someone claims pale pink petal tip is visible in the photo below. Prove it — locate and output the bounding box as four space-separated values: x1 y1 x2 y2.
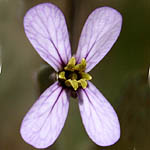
76 7 122 72
20 82 69 148
24 3 71 72
78 81 120 146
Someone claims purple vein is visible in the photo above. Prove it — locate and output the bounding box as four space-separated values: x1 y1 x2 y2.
83 89 103 126
47 10 67 66
52 12 68 63
27 85 63 139
35 8 65 66
29 36 61 69
25 21 62 69
34 88 63 135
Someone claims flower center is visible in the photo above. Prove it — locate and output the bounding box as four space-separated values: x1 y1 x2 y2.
58 57 92 91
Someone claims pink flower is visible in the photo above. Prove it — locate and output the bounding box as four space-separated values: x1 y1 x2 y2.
20 3 122 149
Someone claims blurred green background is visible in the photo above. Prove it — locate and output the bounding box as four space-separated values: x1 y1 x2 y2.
0 0 150 150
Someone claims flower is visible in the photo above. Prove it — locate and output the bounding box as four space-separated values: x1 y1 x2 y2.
20 3 122 149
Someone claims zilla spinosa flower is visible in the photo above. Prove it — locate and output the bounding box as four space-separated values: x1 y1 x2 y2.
20 3 122 149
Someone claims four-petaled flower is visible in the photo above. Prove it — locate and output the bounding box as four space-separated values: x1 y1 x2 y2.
20 3 122 149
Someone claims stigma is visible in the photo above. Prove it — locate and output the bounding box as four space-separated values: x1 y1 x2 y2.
58 57 92 91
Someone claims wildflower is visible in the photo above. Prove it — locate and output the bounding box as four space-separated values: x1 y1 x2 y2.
20 3 122 149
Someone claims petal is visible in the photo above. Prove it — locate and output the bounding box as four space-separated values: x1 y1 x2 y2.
78 81 120 146
24 3 71 71
76 7 122 72
20 82 69 148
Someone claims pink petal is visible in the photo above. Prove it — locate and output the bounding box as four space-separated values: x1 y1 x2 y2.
24 3 71 71
20 82 69 148
76 7 122 72
78 81 120 146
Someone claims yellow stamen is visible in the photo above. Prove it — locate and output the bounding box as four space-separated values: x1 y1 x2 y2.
80 72 92 80
58 57 92 90
58 71 66 80
78 79 87 89
65 79 78 91
74 58 86 71
64 57 76 71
